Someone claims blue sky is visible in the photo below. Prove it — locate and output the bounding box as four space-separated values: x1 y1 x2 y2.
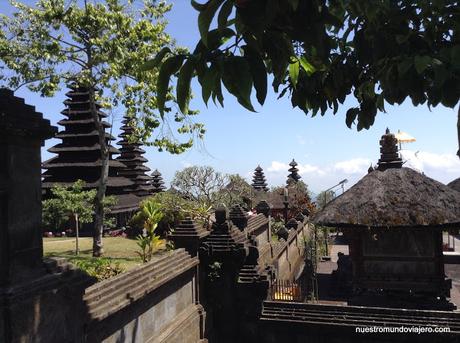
2 1 459 195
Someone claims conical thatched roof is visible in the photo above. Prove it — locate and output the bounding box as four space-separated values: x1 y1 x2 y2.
448 178 460 192
314 167 460 228
314 129 460 229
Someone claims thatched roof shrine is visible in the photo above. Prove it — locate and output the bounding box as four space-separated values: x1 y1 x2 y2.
314 129 460 229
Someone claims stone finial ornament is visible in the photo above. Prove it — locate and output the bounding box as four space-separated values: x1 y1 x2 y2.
277 226 289 241
215 206 228 225
229 204 249 231
255 200 271 217
377 128 403 171
169 216 209 256
301 207 310 217
286 218 298 230
295 212 305 222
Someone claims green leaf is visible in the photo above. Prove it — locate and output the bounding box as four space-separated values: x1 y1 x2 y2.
299 56 316 76
222 56 255 111
212 76 224 106
207 28 235 50
191 0 209 11
288 0 299 10
451 45 460 68
140 47 171 71
157 55 185 118
177 59 195 114
198 0 226 47
397 59 412 76
434 65 448 88
345 107 359 128
414 55 431 74
201 63 220 105
217 0 233 30
289 59 300 87
395 34 409 44
243 45 267 105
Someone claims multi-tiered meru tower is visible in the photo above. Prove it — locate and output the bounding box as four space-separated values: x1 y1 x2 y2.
151 169 166 193
251 165 268 192
116 116 153 197
42 85 139 216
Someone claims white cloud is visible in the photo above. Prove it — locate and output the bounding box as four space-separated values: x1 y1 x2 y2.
267 161 289 172
267 161 325 175
298 164 325 175
334 158 372 174
401 150 460 174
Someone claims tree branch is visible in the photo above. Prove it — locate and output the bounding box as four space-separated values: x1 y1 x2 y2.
13 74 53 91
49 34 84 51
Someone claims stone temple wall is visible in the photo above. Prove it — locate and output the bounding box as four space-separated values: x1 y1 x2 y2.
84 249 204 343
259 301 460 342
0 90 205 343
273 222 310 280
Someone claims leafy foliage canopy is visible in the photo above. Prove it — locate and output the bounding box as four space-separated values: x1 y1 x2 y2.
148 0 460 132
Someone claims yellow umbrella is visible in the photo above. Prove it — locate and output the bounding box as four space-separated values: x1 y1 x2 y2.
395 130 416 149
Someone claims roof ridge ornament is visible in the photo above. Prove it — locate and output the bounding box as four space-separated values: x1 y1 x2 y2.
377 129 403 171
287 158 301 184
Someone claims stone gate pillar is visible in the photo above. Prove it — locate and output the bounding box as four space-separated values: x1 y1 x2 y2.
0 89 57 285
0 89 92 343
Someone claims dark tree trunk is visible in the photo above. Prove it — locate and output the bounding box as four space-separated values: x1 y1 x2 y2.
88 86 109 257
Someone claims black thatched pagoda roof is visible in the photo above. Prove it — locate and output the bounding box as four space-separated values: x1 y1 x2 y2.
313 130 460 228
42 85 139 212
287 159 301 184
115 116 153 197
252 165 268 191
151 169 166 193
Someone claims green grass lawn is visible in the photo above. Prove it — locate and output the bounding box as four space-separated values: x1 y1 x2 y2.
43 236 149 270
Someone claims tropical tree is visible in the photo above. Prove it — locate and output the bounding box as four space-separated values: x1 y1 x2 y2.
171 165 228 205
148 0 460 154
0 0 203 256
269 180 314 221
44 180 98 254
42 198 70 232
171 166 253 208
217 174 254 208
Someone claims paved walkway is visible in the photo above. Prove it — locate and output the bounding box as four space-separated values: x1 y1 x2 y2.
329 233 349 262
